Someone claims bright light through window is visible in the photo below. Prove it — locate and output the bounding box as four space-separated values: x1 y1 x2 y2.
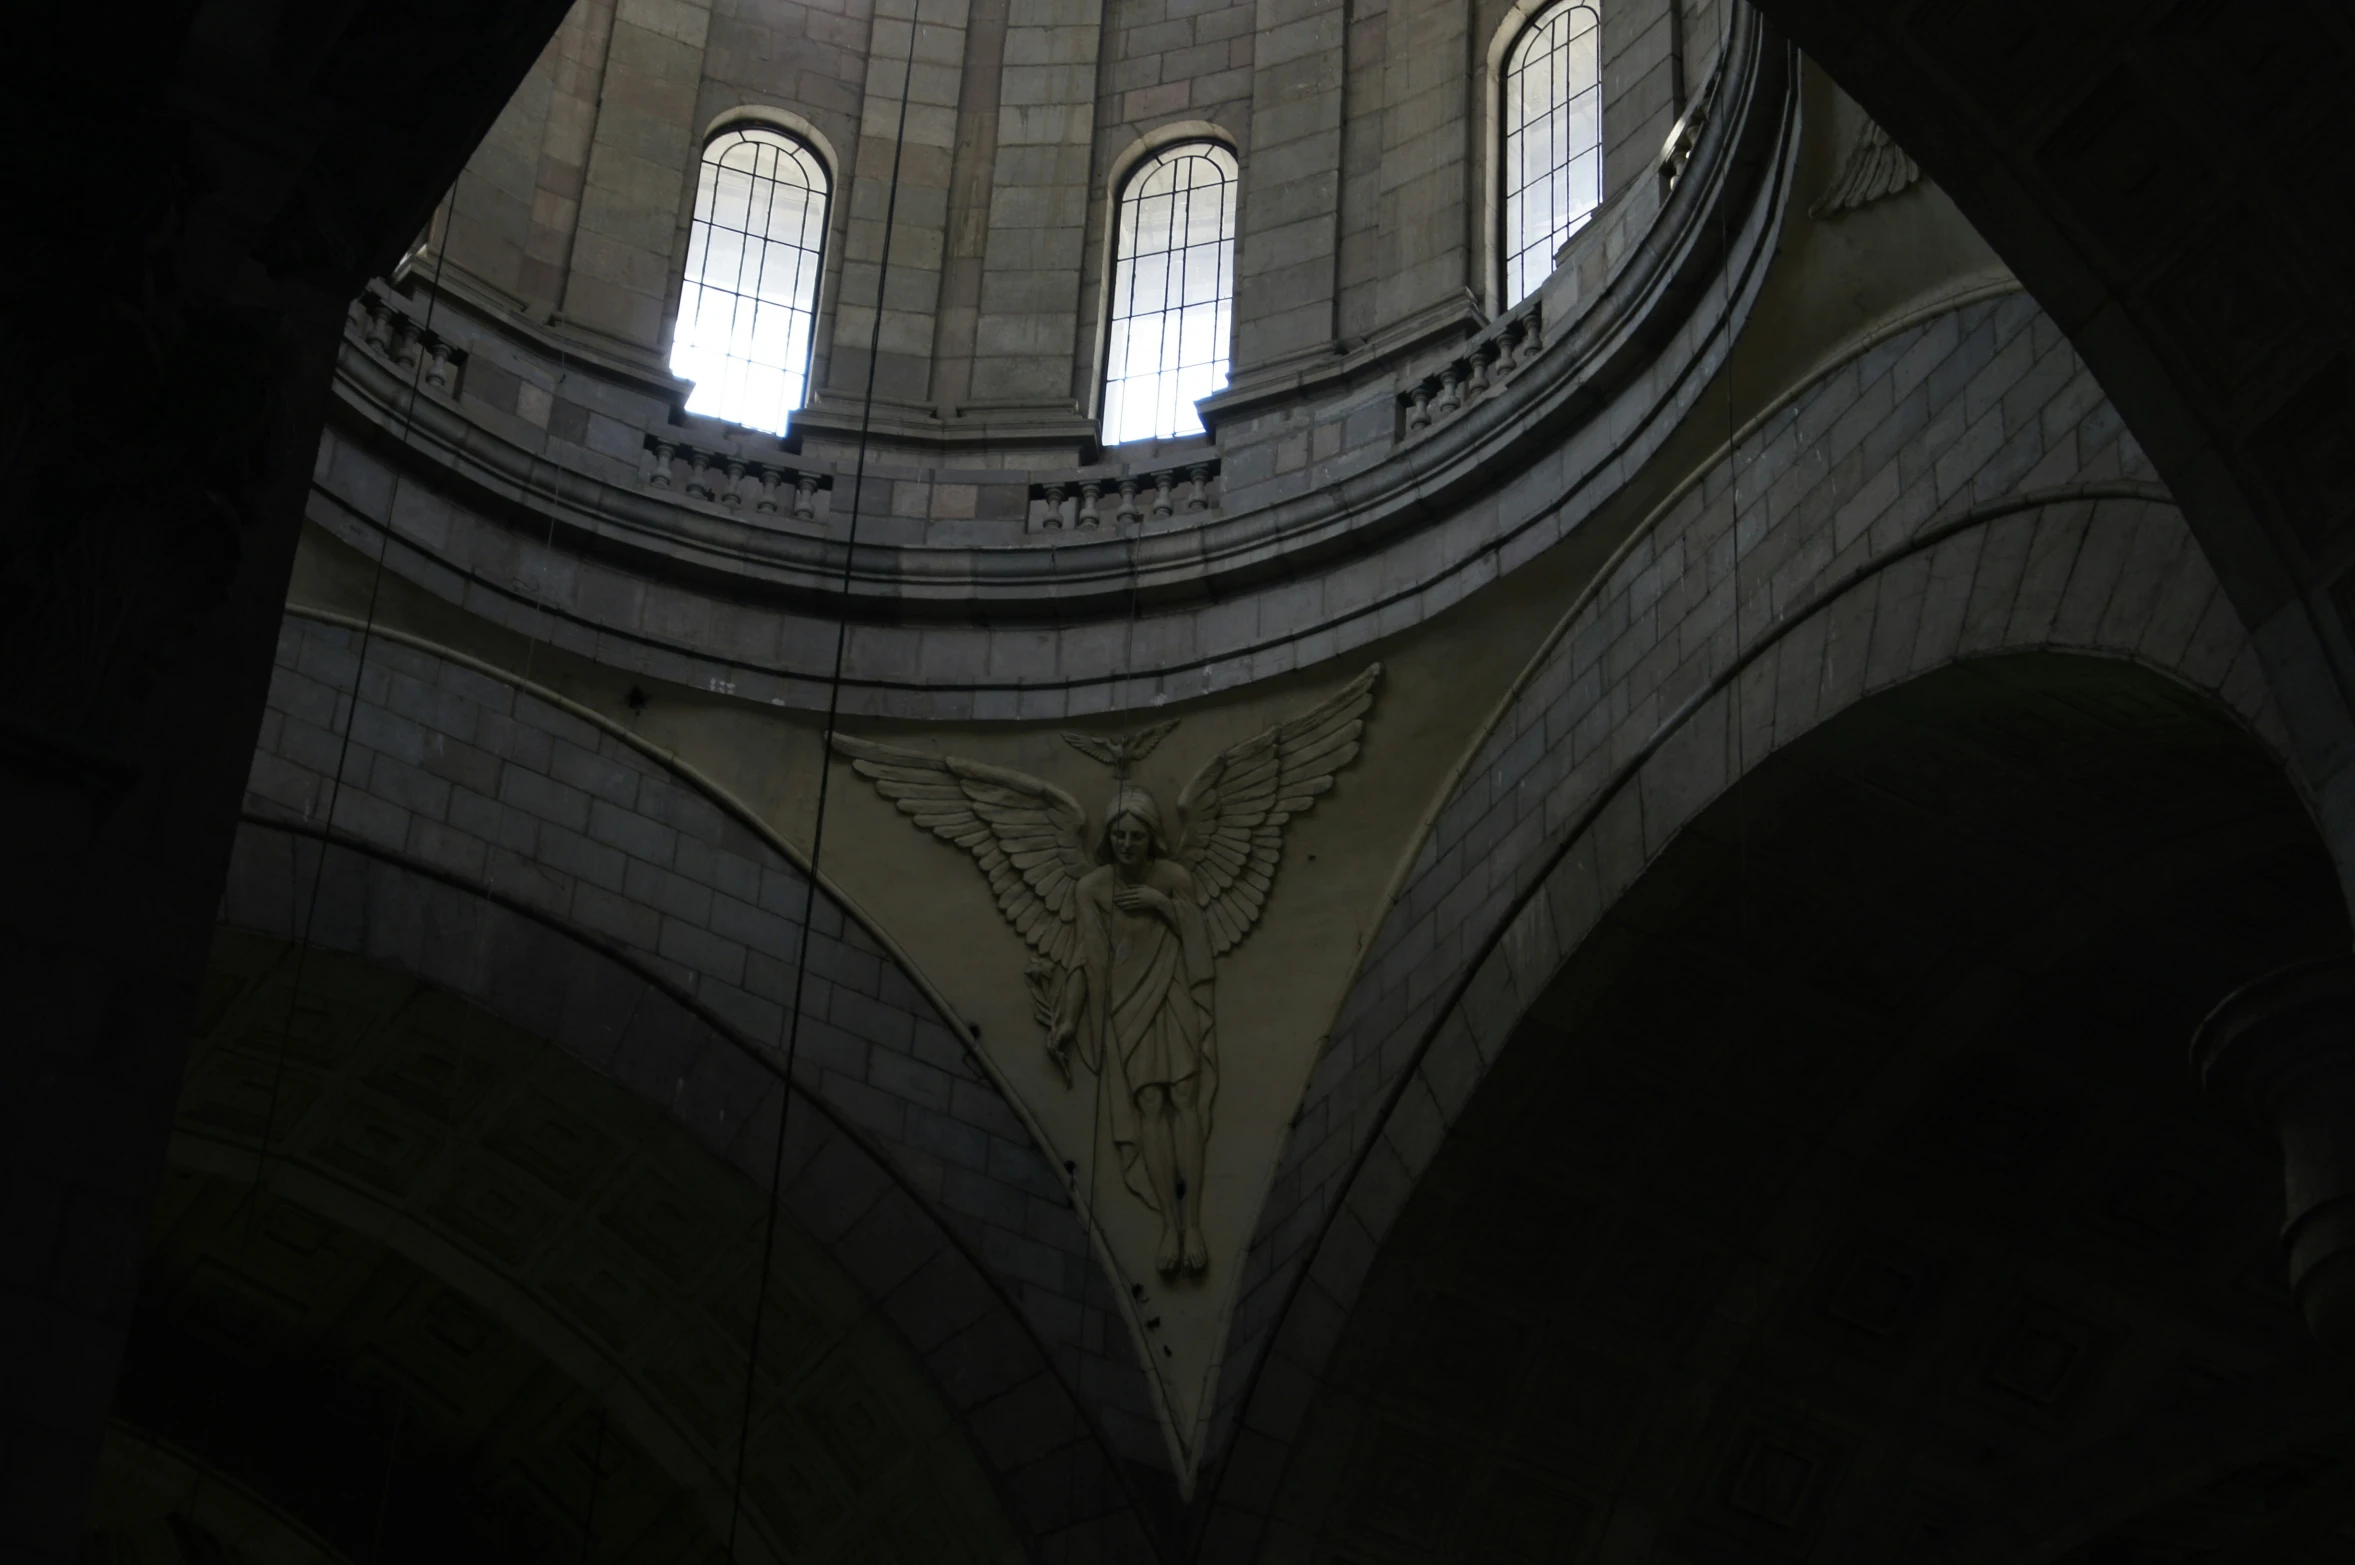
1102 143 1237 446
1503 1 1602 307
672 127 829 436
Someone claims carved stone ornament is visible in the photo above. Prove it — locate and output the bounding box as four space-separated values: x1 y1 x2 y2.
833 665 1379 1280
1810 112 1922 218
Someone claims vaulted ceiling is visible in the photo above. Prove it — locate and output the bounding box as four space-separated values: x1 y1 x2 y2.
1264 654 2355 1562
1749 0 2355 846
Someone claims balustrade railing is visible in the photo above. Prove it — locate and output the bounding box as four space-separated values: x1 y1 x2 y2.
1028 460 1221 531
1398 300 1543 440
351 287 466 395
642 433 832 520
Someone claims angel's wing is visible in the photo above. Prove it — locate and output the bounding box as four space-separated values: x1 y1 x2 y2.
831 735 1094 967
1175 664 1381 955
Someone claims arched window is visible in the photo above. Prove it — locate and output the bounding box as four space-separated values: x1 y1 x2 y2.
1102 143 1238 446
671 126 830 435
1502 1 1602 307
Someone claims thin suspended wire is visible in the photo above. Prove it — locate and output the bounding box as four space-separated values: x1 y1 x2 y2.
1716 0 1759 1059
365 1349 414 1565
575 1402 610 1565
721 7 923 1558
238 188 462 1239
1062 404 1155 1531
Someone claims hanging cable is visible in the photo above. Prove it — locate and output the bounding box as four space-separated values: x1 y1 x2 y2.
722 2 926 1556
1062 402 1157 1527
575 1401 610 1565
240 184 463 1239
364 1346 414 1565
1719 0 1759 1065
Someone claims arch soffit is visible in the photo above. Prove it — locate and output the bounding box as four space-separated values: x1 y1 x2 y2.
210 836 1166 1560
231 615 1180 1515
1207 520 2291 1533
1201 296 2305 1528
165 931 1028 1565
1738 0 2355 953
1242 661 2342 1564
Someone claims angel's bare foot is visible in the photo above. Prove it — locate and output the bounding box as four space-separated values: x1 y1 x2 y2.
1156 1225 1183 1276
1182 1224 1208 1275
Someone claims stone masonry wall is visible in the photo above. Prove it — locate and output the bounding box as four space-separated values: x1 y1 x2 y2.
237 614 1175 1476
215 829 1160 1559
437 0 1688 401
1197 292 2290 1553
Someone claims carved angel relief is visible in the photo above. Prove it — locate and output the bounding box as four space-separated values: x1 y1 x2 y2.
833 666 1380 1279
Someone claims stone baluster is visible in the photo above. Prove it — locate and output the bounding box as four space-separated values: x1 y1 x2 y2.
1467 341 1497 399
721 457 747 507
424 340 456 392
1406 380 1436 432
1078 480 1103 528
793 473 820 521
1517 306 1543 366
685 448 714 500
1185 465 1212 512
753 466 783 512
1499 318 1528 375
393 319 424 372
363 299 396 355
1150 471 1175 520
2193 957 2355 1356
1116 477 1142 525
647 440 677 488
1436 363 1465 417
1041 482 1068 530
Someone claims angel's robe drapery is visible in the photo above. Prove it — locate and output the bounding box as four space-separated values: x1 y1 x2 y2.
1059 858 1218 1214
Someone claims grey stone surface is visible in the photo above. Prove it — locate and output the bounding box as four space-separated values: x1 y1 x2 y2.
314 16 1791 721
1198 294 2279 1542
236 613 1176 1482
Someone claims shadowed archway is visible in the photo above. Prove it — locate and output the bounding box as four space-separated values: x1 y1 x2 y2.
1259 653 2355 1562
1747 0 2355 885
97 931 1029 1565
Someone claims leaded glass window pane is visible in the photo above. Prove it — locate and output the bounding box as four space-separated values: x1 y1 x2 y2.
1503 1 1602 307
1102 143 1238 446
671 127 829 436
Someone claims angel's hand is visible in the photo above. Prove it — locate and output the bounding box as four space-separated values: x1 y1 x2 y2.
1112 884 1174 921
1045 1023 1074 1087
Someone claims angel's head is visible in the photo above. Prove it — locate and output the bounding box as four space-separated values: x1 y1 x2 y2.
1099 782 1168 870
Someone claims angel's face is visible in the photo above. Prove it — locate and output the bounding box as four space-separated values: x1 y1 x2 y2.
1107 814 1153 870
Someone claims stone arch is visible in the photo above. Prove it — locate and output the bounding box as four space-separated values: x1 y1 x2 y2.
232 611 1178 1545
1744 0 2355 958
1200 292 2312 1547
141 929 1030 1564
1244 650 2351 1562
209 843 1162 1559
